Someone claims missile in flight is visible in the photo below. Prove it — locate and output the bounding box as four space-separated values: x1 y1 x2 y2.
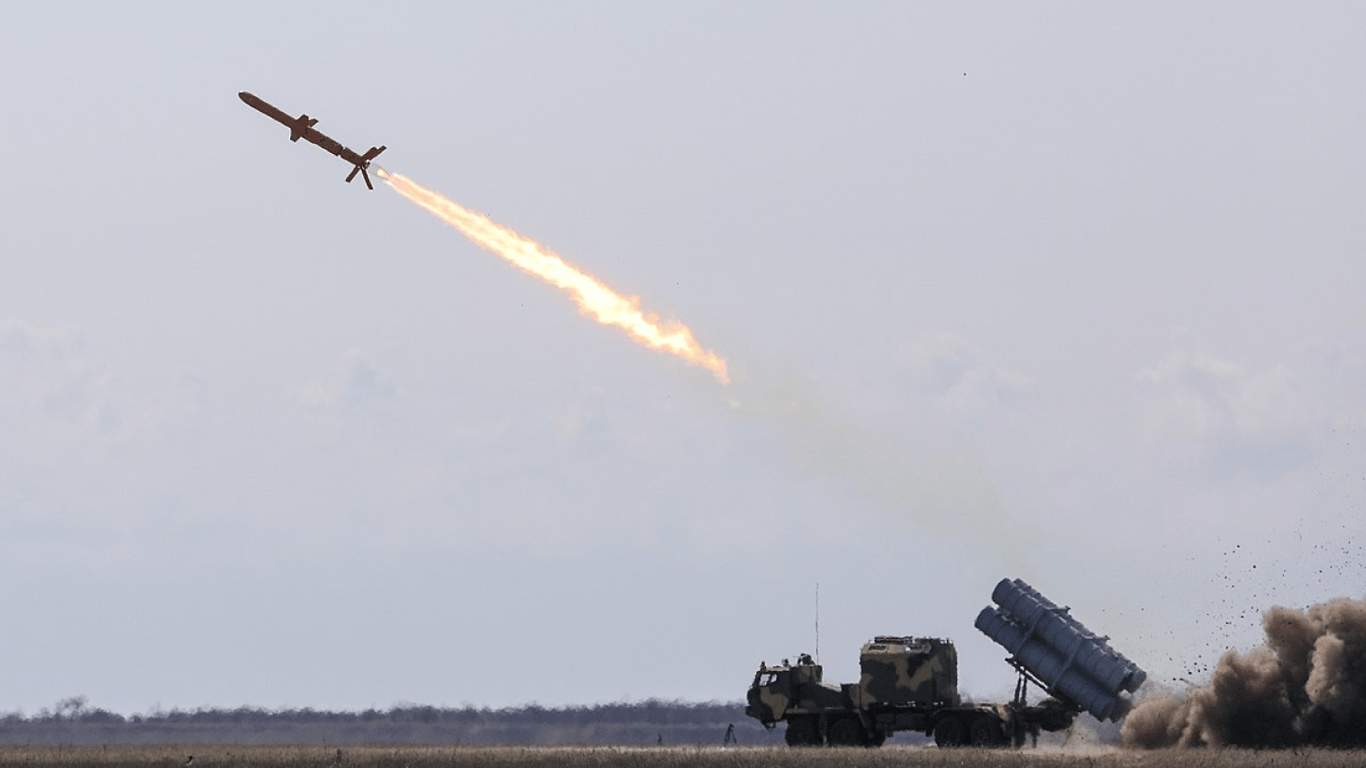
239 91 386 189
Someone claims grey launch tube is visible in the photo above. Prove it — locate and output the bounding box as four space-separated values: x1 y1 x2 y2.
974 578 1148 722
974 607 1127 721
991 579 1147 694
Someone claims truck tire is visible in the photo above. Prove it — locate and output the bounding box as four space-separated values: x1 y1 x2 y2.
827 717 867 747
969 715 1004 747
933 715 965 748
784 716 822 747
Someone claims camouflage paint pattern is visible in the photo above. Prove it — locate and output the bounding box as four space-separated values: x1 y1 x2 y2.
745 658 849 724
745 666 792 724
858 636 960 707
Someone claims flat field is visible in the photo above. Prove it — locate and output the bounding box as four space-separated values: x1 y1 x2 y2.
0 745 1361 768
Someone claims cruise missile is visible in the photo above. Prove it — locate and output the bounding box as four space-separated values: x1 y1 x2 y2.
239 91 386 189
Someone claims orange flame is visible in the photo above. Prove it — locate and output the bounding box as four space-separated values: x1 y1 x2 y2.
377 169 729 384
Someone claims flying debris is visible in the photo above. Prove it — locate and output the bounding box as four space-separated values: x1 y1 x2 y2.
238 91 386 189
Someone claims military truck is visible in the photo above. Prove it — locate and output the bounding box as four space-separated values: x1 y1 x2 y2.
745 636 1075 747
744 578 1146 748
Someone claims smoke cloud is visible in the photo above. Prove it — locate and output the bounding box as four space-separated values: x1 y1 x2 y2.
1122 597 1366 748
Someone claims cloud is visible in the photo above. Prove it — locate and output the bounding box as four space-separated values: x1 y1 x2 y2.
0 319 122 439
296 349 399 411
552 382 615 452
894 331 1037 414
0 319 84 364
1135 338 1365 480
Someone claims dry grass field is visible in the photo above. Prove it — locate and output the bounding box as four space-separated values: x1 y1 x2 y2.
0 744 1362 768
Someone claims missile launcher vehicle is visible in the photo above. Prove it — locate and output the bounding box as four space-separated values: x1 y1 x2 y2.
744 578 1145 748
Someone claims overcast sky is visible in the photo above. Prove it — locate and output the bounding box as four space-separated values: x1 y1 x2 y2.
2 2 1364 716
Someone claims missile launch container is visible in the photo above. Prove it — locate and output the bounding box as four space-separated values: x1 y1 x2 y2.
744 578 1144 748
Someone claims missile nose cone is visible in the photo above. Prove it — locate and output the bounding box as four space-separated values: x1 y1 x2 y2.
238 91 251 102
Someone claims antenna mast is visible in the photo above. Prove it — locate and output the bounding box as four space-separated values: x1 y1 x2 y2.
815 581 820 663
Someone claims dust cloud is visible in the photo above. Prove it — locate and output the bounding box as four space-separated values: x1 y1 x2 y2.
1122 596 1366 748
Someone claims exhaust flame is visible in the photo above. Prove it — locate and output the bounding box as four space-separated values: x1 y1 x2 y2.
376 168 729 384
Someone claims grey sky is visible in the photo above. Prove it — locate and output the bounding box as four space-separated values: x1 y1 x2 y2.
3 2 1364 714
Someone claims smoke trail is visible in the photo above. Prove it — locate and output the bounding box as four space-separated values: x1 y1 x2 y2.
1122 596 1366 748
376 169 729 384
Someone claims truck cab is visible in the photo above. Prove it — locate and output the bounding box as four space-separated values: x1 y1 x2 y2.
745 654 857 745
745 654 834 725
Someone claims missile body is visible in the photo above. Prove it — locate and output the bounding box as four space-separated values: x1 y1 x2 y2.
239 91 386 189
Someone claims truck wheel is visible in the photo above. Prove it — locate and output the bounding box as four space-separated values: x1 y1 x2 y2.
785 717 821 747
969 716 1004 747
933 716 965 748
827 717 867 747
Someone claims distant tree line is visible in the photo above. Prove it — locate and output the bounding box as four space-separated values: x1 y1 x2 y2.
0 696 786 746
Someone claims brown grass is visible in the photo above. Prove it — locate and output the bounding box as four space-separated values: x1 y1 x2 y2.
0 744 1361 768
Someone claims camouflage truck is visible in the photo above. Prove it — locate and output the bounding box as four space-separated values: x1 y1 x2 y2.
745 579 1147 748
745 636 1078 748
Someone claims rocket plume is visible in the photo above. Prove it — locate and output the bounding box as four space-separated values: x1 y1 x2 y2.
376 169 729 384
